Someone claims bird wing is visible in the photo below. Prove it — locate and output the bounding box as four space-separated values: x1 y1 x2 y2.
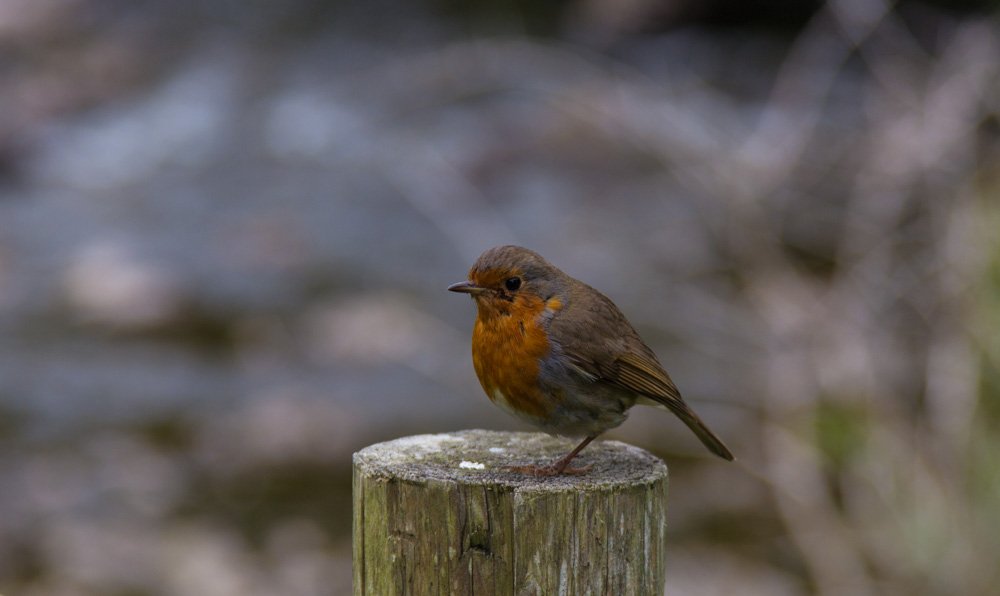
552 284 735 461
551 284 682 404
563 342 685 409
607 351 684 406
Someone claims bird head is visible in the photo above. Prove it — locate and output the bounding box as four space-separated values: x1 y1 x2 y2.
448 245 565 318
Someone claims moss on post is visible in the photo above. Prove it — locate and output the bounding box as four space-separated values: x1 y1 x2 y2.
353 430 668 595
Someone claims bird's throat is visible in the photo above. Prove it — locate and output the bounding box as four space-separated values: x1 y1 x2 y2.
471 299 553 420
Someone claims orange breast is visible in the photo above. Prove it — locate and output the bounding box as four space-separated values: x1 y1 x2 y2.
471 297 554 421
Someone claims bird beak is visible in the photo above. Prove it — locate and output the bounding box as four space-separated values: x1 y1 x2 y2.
448 281 486 295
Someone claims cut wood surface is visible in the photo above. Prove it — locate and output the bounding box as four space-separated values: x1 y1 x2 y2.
353 430 669 595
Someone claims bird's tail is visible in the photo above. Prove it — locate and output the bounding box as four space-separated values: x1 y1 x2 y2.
667 401 735 461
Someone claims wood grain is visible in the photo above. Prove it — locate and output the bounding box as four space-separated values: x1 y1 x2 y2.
353 430 669 595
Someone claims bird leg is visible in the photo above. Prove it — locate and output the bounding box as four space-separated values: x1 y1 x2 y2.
551 435 596 473
509 435 597 476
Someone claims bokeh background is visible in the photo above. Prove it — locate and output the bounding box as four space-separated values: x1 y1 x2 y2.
2 0 999 594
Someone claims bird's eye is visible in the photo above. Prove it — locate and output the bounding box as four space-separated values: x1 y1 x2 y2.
505 277 522 291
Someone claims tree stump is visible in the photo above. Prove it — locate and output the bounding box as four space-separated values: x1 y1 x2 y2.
353 430 669 595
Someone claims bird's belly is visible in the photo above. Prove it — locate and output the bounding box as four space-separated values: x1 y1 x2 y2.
471 314 635 435
536 368 635 436
487 386 548 425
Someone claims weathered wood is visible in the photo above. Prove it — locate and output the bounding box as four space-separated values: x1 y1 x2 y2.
353 430 668 595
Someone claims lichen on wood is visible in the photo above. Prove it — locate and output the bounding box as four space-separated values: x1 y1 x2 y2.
353 430 668 595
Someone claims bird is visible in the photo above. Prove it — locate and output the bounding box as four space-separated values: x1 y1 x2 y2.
448 245 733 475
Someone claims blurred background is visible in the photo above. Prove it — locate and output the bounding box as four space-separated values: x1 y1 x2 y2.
1 0 999 594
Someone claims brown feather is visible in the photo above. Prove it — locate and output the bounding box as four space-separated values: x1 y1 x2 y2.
460 246 734 461
613 352 683 404
552 282 734 461
608 353 734 461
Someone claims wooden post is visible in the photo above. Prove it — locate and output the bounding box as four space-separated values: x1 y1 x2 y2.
353 430 669 595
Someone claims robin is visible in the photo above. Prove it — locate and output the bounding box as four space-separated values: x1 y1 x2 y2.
448 245 733 475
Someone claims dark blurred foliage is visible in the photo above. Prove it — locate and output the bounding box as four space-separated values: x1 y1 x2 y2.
1 0 999 594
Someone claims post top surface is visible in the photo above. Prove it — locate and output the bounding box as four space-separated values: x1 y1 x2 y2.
353 430 667 490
